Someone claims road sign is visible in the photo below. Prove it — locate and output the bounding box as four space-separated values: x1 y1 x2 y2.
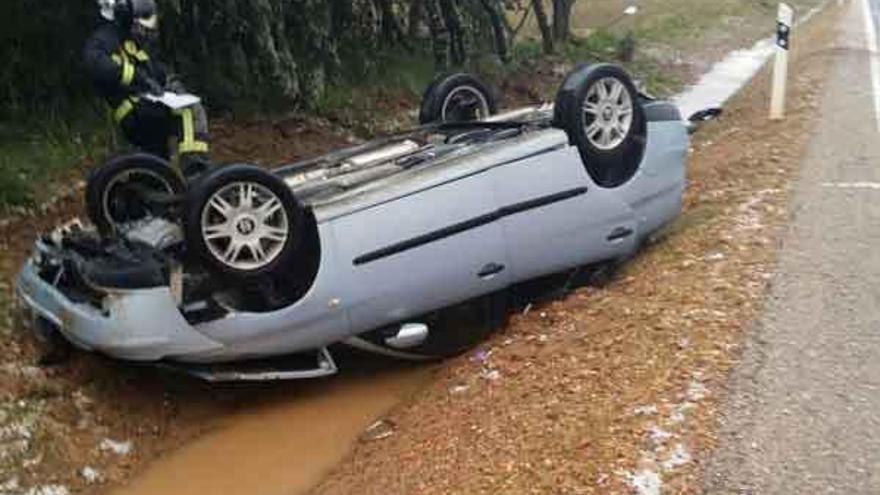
770 3 794 120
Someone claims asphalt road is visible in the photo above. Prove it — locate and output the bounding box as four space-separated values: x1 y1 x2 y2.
703 1 880 493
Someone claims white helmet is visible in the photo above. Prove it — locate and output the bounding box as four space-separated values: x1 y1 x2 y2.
97 0 158 29
98 0 116 21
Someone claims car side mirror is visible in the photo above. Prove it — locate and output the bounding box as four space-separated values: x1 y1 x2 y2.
686 107 723 134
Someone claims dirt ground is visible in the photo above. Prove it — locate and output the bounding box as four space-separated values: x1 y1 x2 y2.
310 5 843 495
0 1 840 494
0 115 359 494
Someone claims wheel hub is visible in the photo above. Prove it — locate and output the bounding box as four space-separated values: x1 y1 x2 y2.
581 77 634 151
235 216 257 236
102 168 176 232
201 181 290 271
602 104 615 121
441 85 490 122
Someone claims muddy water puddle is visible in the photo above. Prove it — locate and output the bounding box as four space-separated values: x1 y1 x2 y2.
113 365 432 495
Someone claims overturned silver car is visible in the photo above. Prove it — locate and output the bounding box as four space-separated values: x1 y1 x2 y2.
17 64 695 381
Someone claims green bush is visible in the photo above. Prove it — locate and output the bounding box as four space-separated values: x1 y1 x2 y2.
512 40 544 62
0 106 113 209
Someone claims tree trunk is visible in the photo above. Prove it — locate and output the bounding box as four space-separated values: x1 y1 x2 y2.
551 0 575 44
530 0 555 54
408 0 427 38
375 0 407 46
439 0 467 66
425 0 450 69
508 6 531 41
479 0 510 62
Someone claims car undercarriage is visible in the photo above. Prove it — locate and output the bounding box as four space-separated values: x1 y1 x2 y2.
16 64 701 381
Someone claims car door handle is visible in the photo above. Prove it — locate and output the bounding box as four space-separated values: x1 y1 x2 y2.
607 227 634 242
478 262 506 279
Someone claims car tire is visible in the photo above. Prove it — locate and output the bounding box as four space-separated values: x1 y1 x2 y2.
86 153 186 236
184 164 305 279
419 73 499 124
553 63 647 188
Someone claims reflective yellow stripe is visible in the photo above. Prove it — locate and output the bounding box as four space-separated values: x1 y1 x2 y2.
114 99 133 122
121 59 135 86
123 40 150 62
114 97 138 122
180 108 195 144
176 108 209 153
179 140 209 153
111 54 122 65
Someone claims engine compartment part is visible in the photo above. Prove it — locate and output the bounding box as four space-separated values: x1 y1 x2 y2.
36 230 170 294
78 243 168 291
123 217 184 250
33 201 322 322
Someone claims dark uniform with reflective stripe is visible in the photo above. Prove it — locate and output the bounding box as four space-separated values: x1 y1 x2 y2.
83 19 209 162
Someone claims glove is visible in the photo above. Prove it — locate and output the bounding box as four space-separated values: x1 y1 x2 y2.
165 75 187 94
134 71 163 97
143 77 163 97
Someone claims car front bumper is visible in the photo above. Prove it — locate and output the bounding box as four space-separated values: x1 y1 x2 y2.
16 259 224 362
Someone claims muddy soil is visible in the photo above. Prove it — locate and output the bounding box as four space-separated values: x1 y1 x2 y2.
0 117 357 494
309 5 843 495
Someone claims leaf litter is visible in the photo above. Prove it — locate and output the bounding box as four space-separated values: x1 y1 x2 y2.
311 7 841 495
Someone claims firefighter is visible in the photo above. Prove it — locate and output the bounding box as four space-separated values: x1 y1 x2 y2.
83 0 211 176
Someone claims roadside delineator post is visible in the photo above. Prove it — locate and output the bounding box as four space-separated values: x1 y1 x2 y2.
770 3 794 120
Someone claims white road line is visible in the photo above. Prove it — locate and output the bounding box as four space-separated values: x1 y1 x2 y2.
821 181 880 189
860 0 880 132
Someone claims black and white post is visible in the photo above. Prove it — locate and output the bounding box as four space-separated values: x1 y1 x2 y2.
771 3 794 120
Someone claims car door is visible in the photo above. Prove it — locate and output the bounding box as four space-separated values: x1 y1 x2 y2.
491 137 639 283
330 170 509 333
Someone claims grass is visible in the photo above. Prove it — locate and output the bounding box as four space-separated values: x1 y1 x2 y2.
311 25 685 134
557 29 684 96
506 0 824 100
0 106 114 210
518 0 823 44
635 12 701 43
511 40 545 61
